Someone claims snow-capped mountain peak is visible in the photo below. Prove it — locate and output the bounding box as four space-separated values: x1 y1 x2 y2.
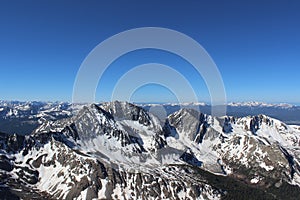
1 101 300 199
228 101 295 109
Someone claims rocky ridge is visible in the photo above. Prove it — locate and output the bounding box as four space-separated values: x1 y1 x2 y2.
0 101 300 199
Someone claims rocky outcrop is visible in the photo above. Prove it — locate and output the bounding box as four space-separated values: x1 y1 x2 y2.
101 101 151 126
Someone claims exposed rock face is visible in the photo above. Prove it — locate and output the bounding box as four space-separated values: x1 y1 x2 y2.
101 101 152 126
250 116 260 134
0 154 13 172
1 102 300 199
222 117 233 133
168 108 208 143
0 133 25 153
180 149 202 167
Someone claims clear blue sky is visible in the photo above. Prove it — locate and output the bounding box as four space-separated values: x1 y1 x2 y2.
0 0 299 104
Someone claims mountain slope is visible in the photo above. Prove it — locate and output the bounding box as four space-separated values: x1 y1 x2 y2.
1 101 300 199
0 101 83 135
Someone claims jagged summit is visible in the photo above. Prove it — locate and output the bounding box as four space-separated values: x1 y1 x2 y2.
101 101 151 124
1 101 300 199
1 100 299 135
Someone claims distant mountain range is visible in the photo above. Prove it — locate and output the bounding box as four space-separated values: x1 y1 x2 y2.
141 102 300 126
1 101 299 135
0 101 300 199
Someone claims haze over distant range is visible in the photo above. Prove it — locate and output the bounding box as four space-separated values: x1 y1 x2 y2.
0 1 299 104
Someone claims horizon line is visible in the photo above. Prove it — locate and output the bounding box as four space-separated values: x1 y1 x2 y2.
0 99 299 107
